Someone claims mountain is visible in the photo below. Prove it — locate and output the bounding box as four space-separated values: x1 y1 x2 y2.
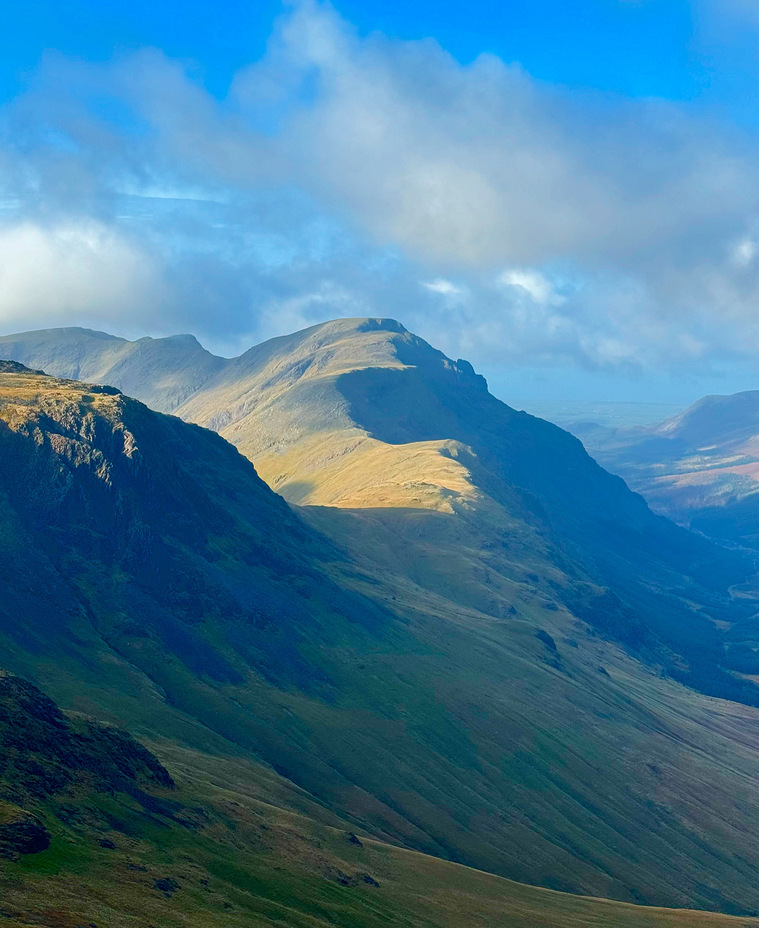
569 390 759 547
6 329 759 915
0 326 224 411
3 320 754 701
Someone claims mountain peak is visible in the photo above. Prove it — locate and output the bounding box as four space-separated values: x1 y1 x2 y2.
2 326 125 342
0 360 45 376
236 317 483 388
235 316 412 367
310 316 408 335
136 332 205 348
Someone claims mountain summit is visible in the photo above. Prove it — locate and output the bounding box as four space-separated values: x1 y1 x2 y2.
176 317 491 511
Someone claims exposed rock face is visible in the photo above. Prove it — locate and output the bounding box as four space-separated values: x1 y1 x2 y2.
0 366 317 648
0 360 44 375
0 805 50 858
0 670 174 805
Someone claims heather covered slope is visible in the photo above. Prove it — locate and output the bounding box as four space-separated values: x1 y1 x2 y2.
4 368 759 912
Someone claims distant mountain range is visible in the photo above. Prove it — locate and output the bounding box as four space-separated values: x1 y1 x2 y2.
4 323 759 921
569 390 759 547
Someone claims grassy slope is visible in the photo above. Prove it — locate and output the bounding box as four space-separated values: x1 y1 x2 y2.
3 671 752 928
4 365 759 914
3 732 759 928
8 812 759 928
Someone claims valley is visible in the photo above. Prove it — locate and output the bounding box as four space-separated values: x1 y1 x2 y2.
568 392 759 548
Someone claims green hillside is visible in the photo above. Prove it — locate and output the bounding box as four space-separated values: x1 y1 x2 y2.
2 669 758 928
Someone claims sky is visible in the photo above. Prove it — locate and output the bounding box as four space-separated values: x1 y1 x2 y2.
4 1 759 414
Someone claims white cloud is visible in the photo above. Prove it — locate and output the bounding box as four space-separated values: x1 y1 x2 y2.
0 220 168 332
422 278 464 297
731 237 758 267
239 3 759 272
498 270 562 306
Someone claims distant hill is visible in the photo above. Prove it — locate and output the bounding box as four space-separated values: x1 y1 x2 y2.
7 326 759 914
569 390 759 546
0 326 224 410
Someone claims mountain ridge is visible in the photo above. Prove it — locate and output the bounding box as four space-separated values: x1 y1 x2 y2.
1 319 756 703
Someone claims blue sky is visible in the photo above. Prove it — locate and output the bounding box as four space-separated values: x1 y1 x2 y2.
0 0 730 100
0 0 699 99
3 0 759 415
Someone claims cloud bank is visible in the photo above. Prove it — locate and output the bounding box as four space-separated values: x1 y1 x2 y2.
2 1 759 376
